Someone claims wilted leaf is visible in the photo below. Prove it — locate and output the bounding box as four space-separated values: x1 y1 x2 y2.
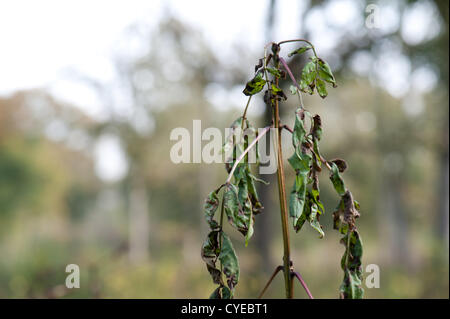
271 83 287 101
209 286 232 299
219 232 240 290
254 58 263 73
293 192 324 237
317 58 337 88
243 72 266 96
292 109 307 149
289 174 307 224
289 85 297 95
339 230 364 299
223 183 248 236
330 159 347 173
311 176 325 215
299 79 313 95
266 67 282 78
288 152 311 173
204 190 220 230
342 190 360 230
309 202 324 238
330 162 346 196
288 45 312 57
201 231 223 285
301 61 317 86
312 115 322 141
316 78 328 98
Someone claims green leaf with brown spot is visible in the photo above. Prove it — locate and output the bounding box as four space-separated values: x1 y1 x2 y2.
339 230 364 299
317 58 337 87
288 45 312 57
316 78 328 98
301 61 317 86
330 162 346 196
219 232 240 290
243 72 266 96
204 190 220 230
201 230 223 285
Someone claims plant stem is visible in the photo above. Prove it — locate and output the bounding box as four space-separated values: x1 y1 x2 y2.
277 38 318 58
225 125 272 184
291 271 314 299
273 75 293 299
241 96 252 130
258 265 283 299
279 57 303 103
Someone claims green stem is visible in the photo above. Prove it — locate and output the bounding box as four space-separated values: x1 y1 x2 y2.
241 96 252 131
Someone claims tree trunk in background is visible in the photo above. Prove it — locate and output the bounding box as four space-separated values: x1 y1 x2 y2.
382 174 411 266
437 148 449 247
436 115 449 249
128 174 150 263
434 0 449 250
253 0 277 273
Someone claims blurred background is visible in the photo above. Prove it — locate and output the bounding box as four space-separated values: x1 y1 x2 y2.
0 0 448 298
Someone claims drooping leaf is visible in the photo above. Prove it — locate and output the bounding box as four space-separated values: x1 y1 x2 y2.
311 115 322 141
289 85 298 95
223 183 247 236
271 43 280 56
271 83 287 101
299 79 313 95
254 58 263 73
231 164 257 245
340 270 364 299
309 202 324 238
311 176 325 215
292 109 307 149
289 174 307 224
266 67 282 78
301 61 317 86
243 72 266 96
288 152 311 173
204 190 220 230
288 45 312 57
342 190 360 231
293 191 324 237
219 232 240 290
209 286 232 299
201 231 223 285
332 199 348 234
317 58 337 88
247 172 264 214
339 229 364 299
316 78 328 98
330 158 347 173
329 162 346 196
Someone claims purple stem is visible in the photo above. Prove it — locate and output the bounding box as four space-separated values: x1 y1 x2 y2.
292 271 314 299
279 57 302 93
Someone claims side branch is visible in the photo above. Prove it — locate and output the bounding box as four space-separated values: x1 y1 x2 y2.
279 57 302 96
291 271 314 299
258 265 283 299
226 125 272 183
